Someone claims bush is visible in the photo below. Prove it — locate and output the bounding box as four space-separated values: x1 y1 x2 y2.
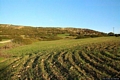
22 39 32 45
108 32 114 36
75 34 101 39
13 37 23 44
75 35 89 39
13 37 32 45
115 34 120 37
90 35 99 38
45 36 62 41
0 37 2 41
0 36 11 39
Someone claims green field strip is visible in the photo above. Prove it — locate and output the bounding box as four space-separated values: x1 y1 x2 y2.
28 54 44 80
101 51 120 61
94 52 120 71
73 50 86 64
83 63 108 79
27 56 41 79
11 57 28 79
10 56 29 80
75 50 109 79
79 51 110 76
73 51 91 75
87 52 120 71
50 51 76 79
0 57 23 79
20 56 37 80
58 51 71 70
61 51 73 70
0 59 10 69
87 52 104 64
39 54 52 80
73 51 107 79
48 61 65 80
23 54 36 67
80 51 118 77
57 51 72 77
0 57 22 71
50 51 69 79
99 51 120 65
0 58 7 63
87 51 120 72
10 59 27 79
68 52 86 77
78 53 109 79
44 61 58 79
114 50 120 57
32 56 40 68
42 52 58 79
36 63 44 80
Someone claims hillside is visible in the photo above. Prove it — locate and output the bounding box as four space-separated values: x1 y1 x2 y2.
0 24 120 79
0 24 107 43
0 24 106 34
0 37 120 80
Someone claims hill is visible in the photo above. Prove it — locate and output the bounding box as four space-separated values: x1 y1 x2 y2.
0 24 120 79
0 37 120 80
0 24 107 42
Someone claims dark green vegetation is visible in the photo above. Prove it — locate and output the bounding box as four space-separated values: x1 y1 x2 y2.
0 24 108 44
108 32 120 37
0 37 120 80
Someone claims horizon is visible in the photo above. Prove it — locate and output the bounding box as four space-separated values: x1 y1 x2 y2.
0 23 118 34
0 0 120 34
0 23 111 34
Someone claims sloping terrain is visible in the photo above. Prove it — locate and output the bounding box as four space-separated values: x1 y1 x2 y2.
0 37 120 80
0 24 107 41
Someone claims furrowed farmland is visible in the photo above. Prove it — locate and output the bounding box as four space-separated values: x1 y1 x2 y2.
0 37 120 80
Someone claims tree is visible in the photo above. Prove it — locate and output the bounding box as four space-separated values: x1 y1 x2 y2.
115 34 120 37
108 32 114 36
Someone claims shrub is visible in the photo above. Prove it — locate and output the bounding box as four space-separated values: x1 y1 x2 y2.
75 34 102 39
90 35 99 38
115 34 120 37
108 32 114 36
0 36 11 39
13 37 32 45
22 39 32 45
13 37 23 44
75 35 89 39
46 36 62 41
0 37 2 41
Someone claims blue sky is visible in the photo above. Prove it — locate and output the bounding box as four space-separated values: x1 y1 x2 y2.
0 0 120 33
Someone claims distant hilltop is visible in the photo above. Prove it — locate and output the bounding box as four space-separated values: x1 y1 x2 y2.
0 24 24 29
0 24 108 42
0 24 105 34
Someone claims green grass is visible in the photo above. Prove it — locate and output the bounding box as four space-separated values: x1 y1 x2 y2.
4 37 119 56
0 37 120 80
57 33 69 38
57 33 76 39
0 57 5 62
0 43 6 47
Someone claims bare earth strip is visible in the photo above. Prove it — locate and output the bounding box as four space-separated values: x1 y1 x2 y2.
0 40 12 44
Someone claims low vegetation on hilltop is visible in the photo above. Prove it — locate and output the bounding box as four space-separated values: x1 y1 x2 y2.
0 24 108 44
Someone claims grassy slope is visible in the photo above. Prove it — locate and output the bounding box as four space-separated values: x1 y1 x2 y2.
5 37 120 56
0 37 120 80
